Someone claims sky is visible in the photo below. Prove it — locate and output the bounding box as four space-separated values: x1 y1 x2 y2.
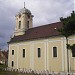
0 0 74 50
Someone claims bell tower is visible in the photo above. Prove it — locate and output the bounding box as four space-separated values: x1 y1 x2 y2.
14 3 33 36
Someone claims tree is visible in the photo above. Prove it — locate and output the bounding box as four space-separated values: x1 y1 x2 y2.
58 11 75 72
59 11 75 38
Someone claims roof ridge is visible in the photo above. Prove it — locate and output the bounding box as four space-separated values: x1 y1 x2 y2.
28 21 61 30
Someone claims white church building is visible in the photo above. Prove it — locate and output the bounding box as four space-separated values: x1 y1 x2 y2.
8 5 75 73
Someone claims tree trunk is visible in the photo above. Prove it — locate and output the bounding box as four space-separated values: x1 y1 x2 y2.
66 37 70 73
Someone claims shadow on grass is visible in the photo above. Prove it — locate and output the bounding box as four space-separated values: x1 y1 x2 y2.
0 70 40 75
0 70 17 75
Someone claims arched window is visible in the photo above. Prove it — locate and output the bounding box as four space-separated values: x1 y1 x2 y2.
27 21 29 29
23 49 25 58
12 50 14 55
53 47 57 57
19 21 21 29
27 14 30 19
72 48 75 57
12 61 14 67
38 48 41 58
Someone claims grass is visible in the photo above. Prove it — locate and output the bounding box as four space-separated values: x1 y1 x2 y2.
0 64 18 75
0 70 39 75
0 64 39 75
0 64 7 68
0 70 18 75
0 70 38 75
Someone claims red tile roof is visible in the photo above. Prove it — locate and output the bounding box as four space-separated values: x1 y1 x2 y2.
0 51 8 59
8 22 63 43
2 51 8 59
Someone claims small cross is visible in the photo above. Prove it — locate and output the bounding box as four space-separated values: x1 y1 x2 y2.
24 2 25 8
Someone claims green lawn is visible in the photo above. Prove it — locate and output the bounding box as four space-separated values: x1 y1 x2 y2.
0 70 39 75
0 64 7 68
0 70 18 75
0 64 39 75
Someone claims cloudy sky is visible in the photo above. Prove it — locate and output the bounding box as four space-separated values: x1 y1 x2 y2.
0 0 74 50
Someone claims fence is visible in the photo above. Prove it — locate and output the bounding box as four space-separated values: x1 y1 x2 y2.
4 67 75 75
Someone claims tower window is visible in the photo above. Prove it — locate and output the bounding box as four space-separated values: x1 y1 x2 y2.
12 61 14 67
19 21 21 29
53 47 57 57
12 50 14 55
27 21 29 29
23 49 25 58
28 15 30 19
19 14 21 18
38 48 41 58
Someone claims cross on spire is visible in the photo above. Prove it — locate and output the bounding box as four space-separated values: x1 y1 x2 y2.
24 2 25 8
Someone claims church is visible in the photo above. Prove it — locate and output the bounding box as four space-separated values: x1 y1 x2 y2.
8 5 75 73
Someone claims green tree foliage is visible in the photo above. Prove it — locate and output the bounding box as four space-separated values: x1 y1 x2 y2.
59 11 75 72
70 44 75 50
59 11 75 49
59 11 75 38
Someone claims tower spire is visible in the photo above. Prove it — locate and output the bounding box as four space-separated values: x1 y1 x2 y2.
24 2 25 8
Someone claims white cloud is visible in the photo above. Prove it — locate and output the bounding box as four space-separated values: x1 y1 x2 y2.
74 0 75 11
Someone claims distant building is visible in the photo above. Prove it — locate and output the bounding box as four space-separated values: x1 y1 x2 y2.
8 5 75 72
0 51 8 65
